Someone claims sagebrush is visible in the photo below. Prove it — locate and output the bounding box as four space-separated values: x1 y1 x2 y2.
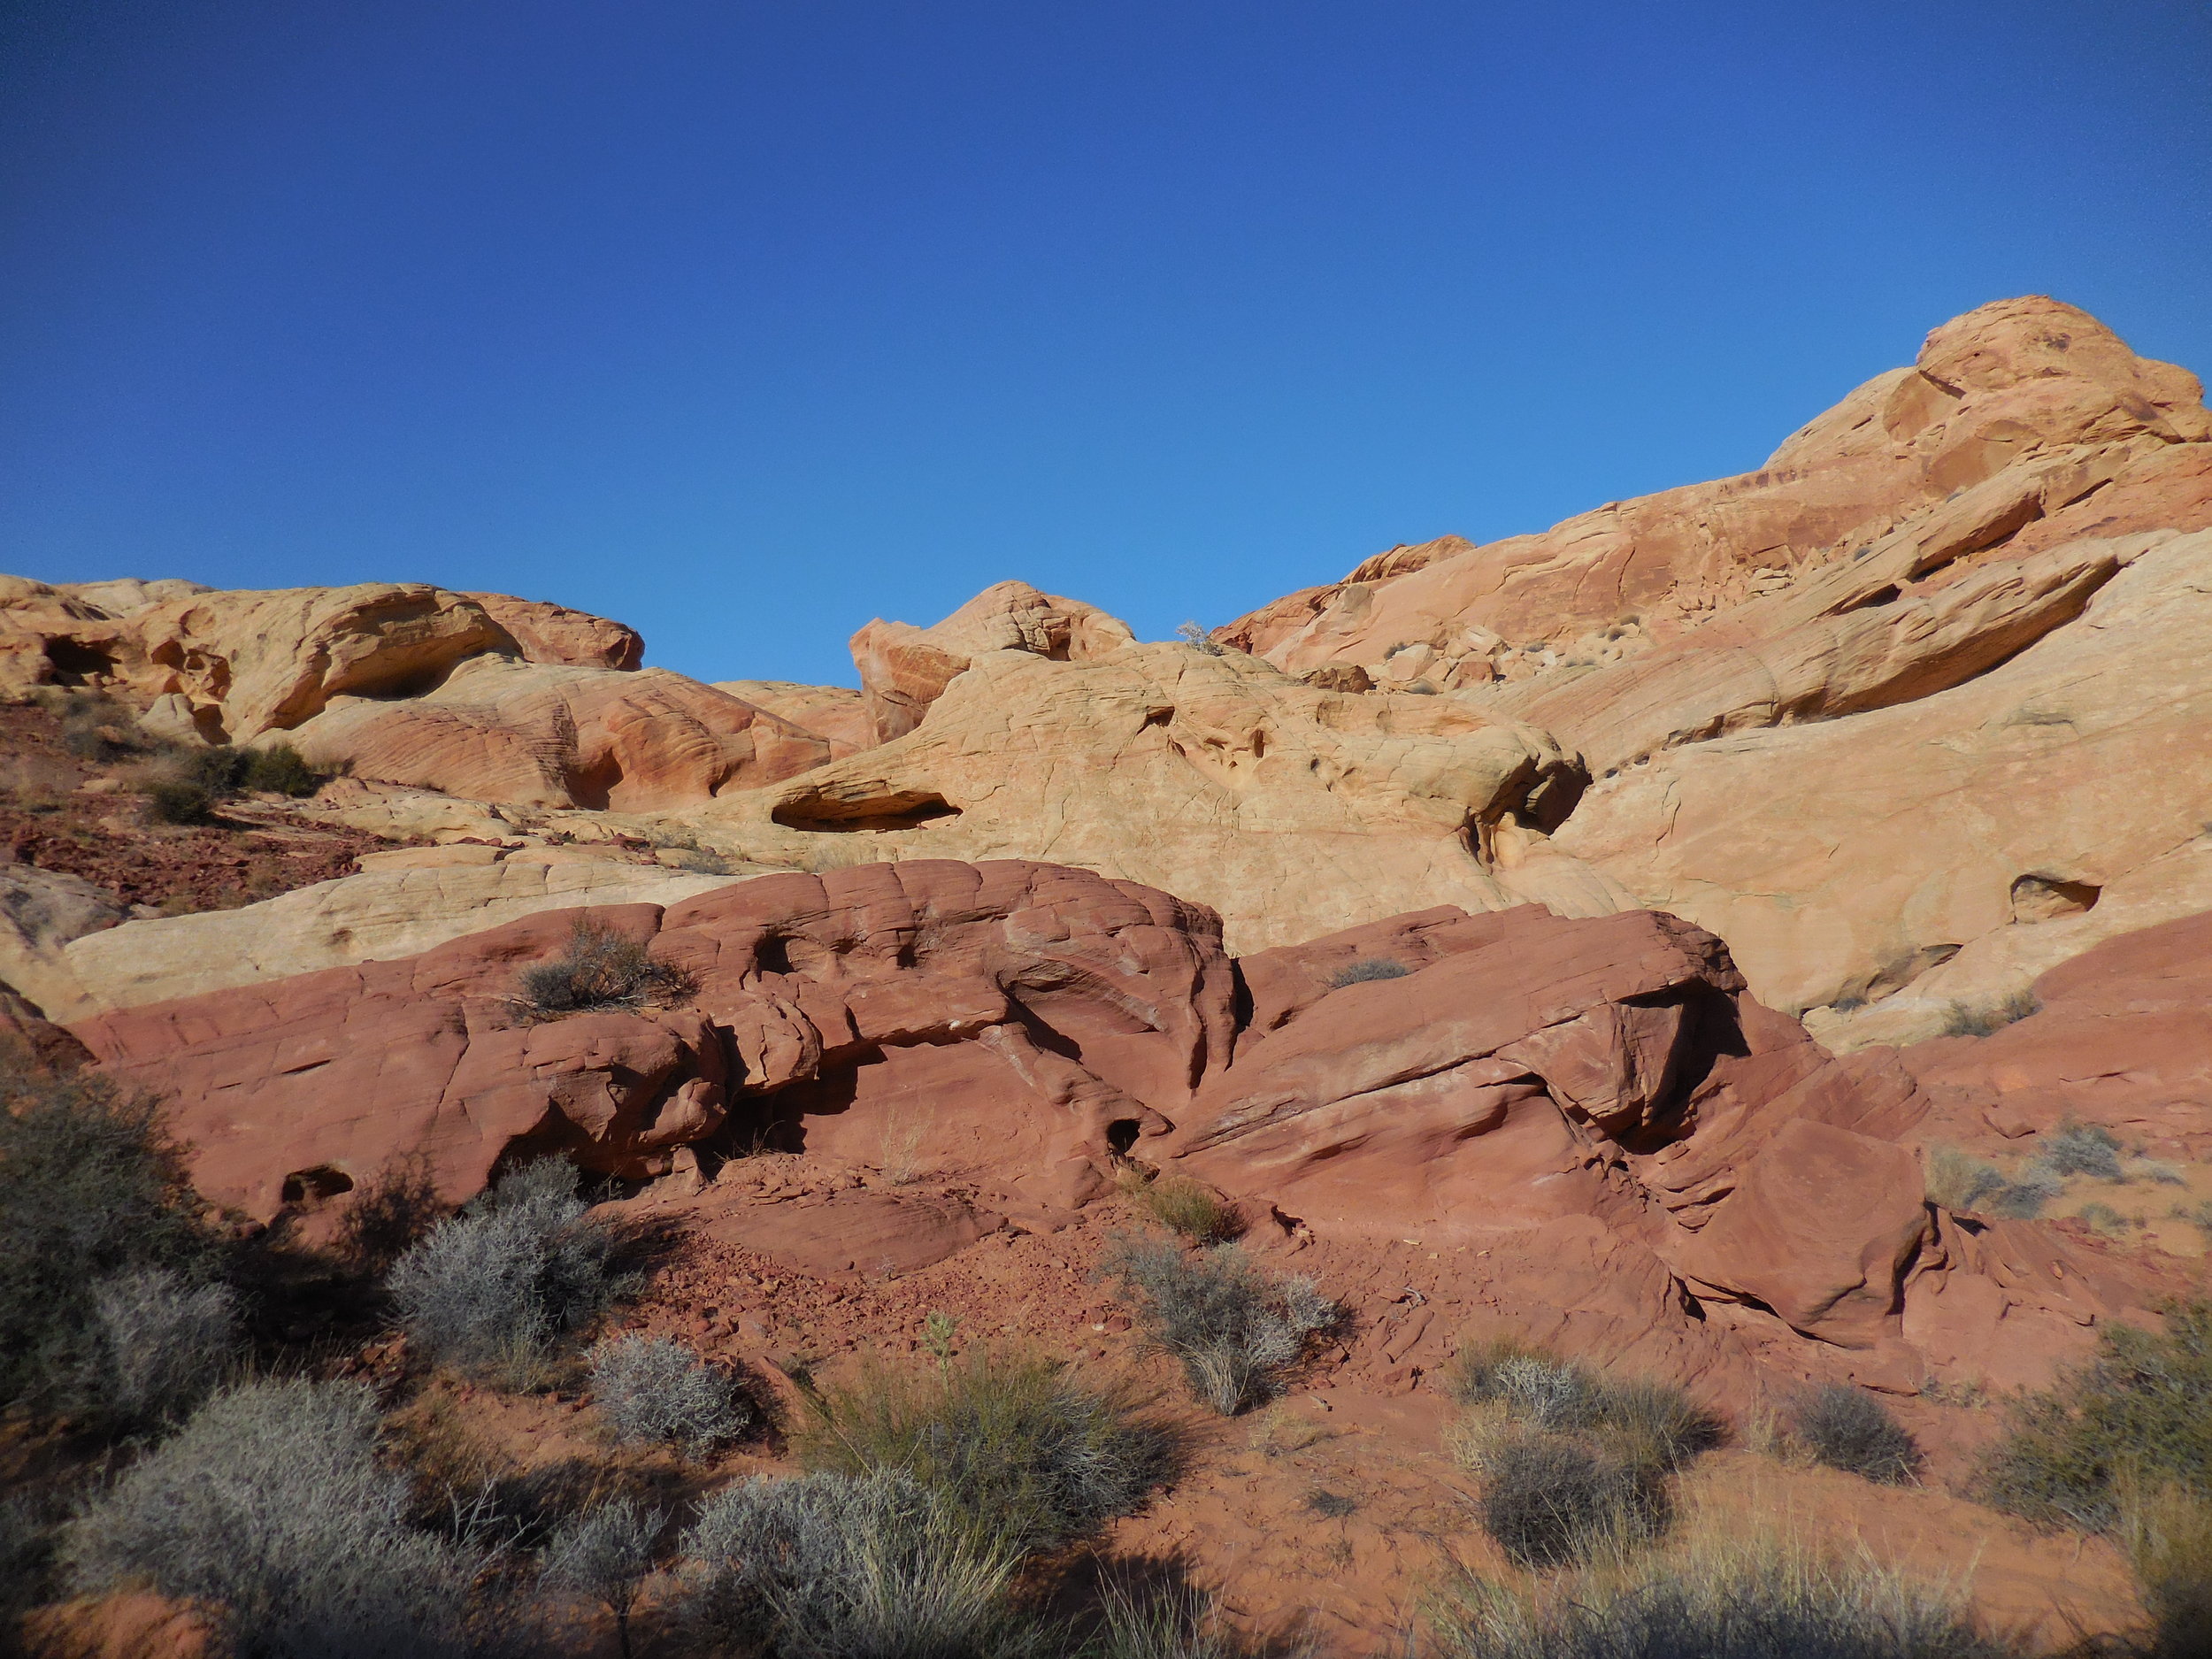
1100 1237 1338 1416
388 1157 626 1381
516 920 696 1018
0 1050 227 1414
1786 1385 1920 1486
588 1333 751 1454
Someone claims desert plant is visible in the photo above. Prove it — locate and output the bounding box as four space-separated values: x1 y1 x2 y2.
242 742 326 797
63 1379 508 1659
1985 1169 2062 1219
1924 1146 2008 1214
588 1334 751 1454
1978 1297 2212 1532
1939 992 2040 1038
0 1494 59 1651
1175 621 1226 657
1120 1170 1242 1244
1100 1236 1339 1416
0 1051 227 1414
2038 1118 2124 1180
542 1496 664 1659
142 775 218 823
795 1349 1176 1558
339 1152 449 1275
52 690 150 763
1785 1385 1920 1485
677 1468 1029 1659
1476 1431 1670 1568
516 919 696 1018
388 1157 626 1382
1445 1339 1722 1472
1325 956 1412 988
88 1266 239 1429
1425 1534 2005 1659
2117 1477 2212 1658
1088 1579 1252 1659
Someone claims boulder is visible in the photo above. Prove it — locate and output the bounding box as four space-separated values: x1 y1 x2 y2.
849 580 1137 741
465 592 644 669
0 862 127 1022
280 657 832 810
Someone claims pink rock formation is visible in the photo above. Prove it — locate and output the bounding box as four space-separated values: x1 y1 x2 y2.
465 592 645 670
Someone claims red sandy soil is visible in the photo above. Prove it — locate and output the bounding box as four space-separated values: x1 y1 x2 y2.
0 702 389 912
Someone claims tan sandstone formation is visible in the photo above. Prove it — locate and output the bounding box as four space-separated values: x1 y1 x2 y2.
711 680 875 757
280 656 833 810
848 579 1137 742
677 640 1591 952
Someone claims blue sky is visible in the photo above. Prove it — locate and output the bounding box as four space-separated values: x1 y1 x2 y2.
4 2 2207 687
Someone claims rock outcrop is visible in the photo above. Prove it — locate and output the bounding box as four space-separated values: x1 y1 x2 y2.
849 579 1137 742
68 860 2145 1394
680 641 1589 952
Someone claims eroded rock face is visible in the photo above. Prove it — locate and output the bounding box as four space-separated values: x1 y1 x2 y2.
849 579 1138 742
684 641 1587 952
73 861 1237 1221
464 593 645 670
67 862 2133 1394
282 657 832 810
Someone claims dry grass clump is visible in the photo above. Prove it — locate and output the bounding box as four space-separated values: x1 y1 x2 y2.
87 1267 239 1431
793 1349 1178 1558
676 1468 1029 1658
1099 1236 1340 1416
1443 1339 1724 1567
0 1048 230 1417
1426 1532 2007 1659
1783 1385 1921 1486
515 919 697 1018
1117 1167 1243 1243
1326 957 1411 987
388 1157 629 1385
1939 992 2041 1038
587 1333 752 1455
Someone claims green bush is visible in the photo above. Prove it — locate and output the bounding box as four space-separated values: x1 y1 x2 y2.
1978 1299 2212 1531
242 742 326 797
1785 1385 1920 1485
1100 1237 1339 1416
0 1048 227 1415
795 1349 1177 1558
516 919 697 1018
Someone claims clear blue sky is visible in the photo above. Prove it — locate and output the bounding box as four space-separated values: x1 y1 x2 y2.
4 2 2207 687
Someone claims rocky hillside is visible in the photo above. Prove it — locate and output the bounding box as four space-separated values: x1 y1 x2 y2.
4 295 2208 1655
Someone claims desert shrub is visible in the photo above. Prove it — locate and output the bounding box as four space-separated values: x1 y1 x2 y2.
1939 992 2041 1038
52 690 151 763
1089 1580 1253 1659
516 919 697 1018
794 1349 1176 1558
1785 1385 1920 1485
1924 1146 2008 1213
2038 1118 2124 1181
2174 1200 2212 1240
0 1494 59 1648
677 1468 1028 1659
88 1266 239 1429
542 1496 664 1659
1426 1536 2005 1659
339 1153 449 1275
1100 1237 1339 1417
1978 1298 2212 1532
1477 1431 1670 1568
63 1379 509 1659
0 1053 227 1414
242 742 325 797
1986 1170 2062 1219
1326 957 1411 988
142 775 218 823
388 1157 626 1382
2118 1478 2212 1659
1120 1170 1242 1244
1445 1339 1722 1473
588 1334 751 1454
1175 621 1226 657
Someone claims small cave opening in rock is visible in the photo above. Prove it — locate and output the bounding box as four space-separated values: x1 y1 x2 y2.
281 1164 356 1204
772 787 963 833
44 639 117 685
1105 1118 1142 1157
2010 873 2101 923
